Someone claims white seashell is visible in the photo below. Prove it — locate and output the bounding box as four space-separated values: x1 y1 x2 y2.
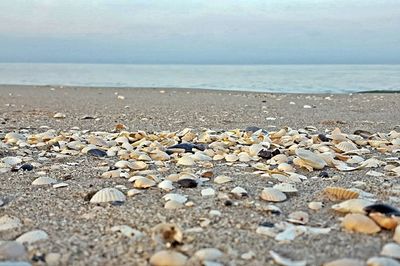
269 250 306 266
0 216 22 232
295 149 326 170
149 250 188 266
381 243 400 259
16 230 48 245
163 193 187 204
194 248 223 261
110 225 143 239
177 156 195 166
127 189 141 197
331 199 373 214
260 188 287 202
201 188 216 197
53 112 66 118
101 170 122 178
32 176 57 186
273 183 298 193
367 257 400 266
129 161 148 170
164 200 184 209
52 182 68 189
336 141 358 153
90 188 126 203
256 226 278 237
238 152 252 162
2 157 22 166
134 177 156 189
225 154 239 162
287 211 309 225
191 152 212 161
308 202 324 210
277 163 294 172
115 160 131 168
230 186 248 197
158 180 175 191
214 175 232 184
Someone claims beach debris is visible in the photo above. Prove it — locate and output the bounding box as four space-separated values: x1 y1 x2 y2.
90 188 126 203
16 230 49 245
341 213 381 234
324 187 359 201
149 250 188 266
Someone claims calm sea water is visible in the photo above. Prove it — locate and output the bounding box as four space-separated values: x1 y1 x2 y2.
0 63 399 93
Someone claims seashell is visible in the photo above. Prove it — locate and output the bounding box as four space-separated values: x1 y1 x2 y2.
269 250 306 266
152 223 183 246
367 257 400 266
191 152 212 161
271 154 289 164
295 149 326 170
287 211 309 225
230 186 248 198
149 250 188 266
341 213 381 234
90 188 126 203
293 158 314 172
101 170 122 178
253 162 269 171
249 144 264 156
53 112 66 118
177 156 195 166
214 175 232 184
335 141 358 153
394 225 400 244
225 154 238 162
273 183 298 193
2 157 22 166
128 161 148 170
308 201 324 210
53 182 69 189
277 163 294 172
324 187 359 201
238 152 252 162
163 193 187 204
164 200 184 210
158 180 174 191
150 150 170 161
127 189 141 197
194 248 223 261
32 176 57 186
201 188 216 197
0 241 27 260
213 154 225 161
0 215 22 232
369 213 400 230
110 225 143 239
381 243 400 259
260 188 287 202
332 199 373 214
134 177 156 189
323 258 365 266
16 230 49 245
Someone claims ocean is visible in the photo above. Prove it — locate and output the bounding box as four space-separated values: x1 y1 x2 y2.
0 63 399 93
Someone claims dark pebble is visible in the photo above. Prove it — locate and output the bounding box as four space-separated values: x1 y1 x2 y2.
177 178 198 188
364 203 400 216
318 134 330 142
87 148 107 157
20 163 34 171
318 171 329 178
167 143 206 154
259 221 274 227
224 200 233 206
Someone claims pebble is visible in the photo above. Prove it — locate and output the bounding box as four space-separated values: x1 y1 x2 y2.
0 241 27 260
194 248 223 261
16 230 49 245
201 188 216 197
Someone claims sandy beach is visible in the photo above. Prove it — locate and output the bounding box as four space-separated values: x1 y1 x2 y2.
1 85 400 266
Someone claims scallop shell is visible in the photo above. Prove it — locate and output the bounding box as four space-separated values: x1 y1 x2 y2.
16 230 49 245
331 199 373 214
381 243 400 259
177 156 195 166
134 177 156 189
214 175 233 184
323 258 365 266
324 187 359 201
341 213 381 234
273 183 298 193
32 176 57 186
149 250 188 266
295 149 327 170
335 141 358 153
260 188 287 202
90 188 126 203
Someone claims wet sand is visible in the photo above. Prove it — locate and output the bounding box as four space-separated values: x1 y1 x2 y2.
1 85 400 266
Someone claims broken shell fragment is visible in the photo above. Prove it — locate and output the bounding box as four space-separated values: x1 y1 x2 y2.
324 187 359 201
341 213 381 234
149 250 188 266
90 188 126 203
381 243 400 259
273 183 298 193
152 223 183 246
260 188 287 202
194 248 223 261
331 199 374 214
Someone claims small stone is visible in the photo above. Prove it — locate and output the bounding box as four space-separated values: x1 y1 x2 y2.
201 188 216 197
149 250 188 266
194 248 223 261
16 230 49 245
53 112 66 119
209 210 221 217
87 149 107 157
45 253 62 266
241 251 256 260
0 241 27 260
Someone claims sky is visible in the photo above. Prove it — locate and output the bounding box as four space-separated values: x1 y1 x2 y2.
0 0 399 64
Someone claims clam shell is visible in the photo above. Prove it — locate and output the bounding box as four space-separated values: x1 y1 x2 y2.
287 211 309 225
325 187 359 201
149 250 188 266
323 258 365 266
381 243 400 259
162 193 187 204
308 201 324 210
157 180 175 191
342 213 381 234
194 248 223 261
273 183 298 193
214 175 233 184
260 188 287 202
90 188 126 203
295 149 326 170
16 230 48 245
177 156 195 166
134 177 156 189
32 176 57 186
331 199 373 214
277 163 294 172
230 186 248 198
225 154 239 162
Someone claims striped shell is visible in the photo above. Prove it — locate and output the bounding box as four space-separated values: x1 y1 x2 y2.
341 213 380 234
324 187 359 201
260 188 287 202
32 176 57 186
134 177 156 189
335 141 358 153
90 188 126 203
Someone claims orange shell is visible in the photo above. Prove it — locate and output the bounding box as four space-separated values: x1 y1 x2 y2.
342 213 381 234
369 212 400 230
324 187 359 201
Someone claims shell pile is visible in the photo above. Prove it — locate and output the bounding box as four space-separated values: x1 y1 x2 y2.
1 125 400 265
